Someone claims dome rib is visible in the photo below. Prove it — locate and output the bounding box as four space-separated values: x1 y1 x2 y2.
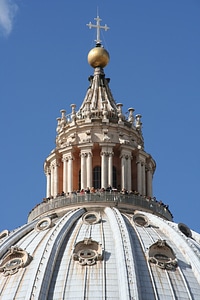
148 214 200 287
105 207 140 300
30 209 84 300
46 215 84 299
0 221 37 259
123 214 157 299
132 212 200 298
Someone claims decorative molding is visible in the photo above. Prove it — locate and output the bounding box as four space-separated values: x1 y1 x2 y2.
148 240 177 270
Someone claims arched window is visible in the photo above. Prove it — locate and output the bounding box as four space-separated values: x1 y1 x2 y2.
92 166 117 189
93 166 101 189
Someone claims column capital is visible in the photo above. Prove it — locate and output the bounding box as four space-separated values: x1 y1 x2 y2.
80 152 87 158
108 151 114 157
44 166 51 176
146 165 153 172
62 151 74 161
120 153 132 160
100 144 115 156
100 151 110 157
67 154 74 161
128 154 133 160
62 156 68 162
87 151 93 157
50 161 56 169
136 161 146 167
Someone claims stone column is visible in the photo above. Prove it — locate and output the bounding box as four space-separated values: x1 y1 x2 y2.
54 162 59 197
136 161 142 195
101 151 108 189
46 167 51 198
127 155 132 191
108 151 113 187
80 152 87 190
99 144 115 190
120 149 132 191
62 156 68 194
50 162 55 197
121 154 126 190
68 155 73 193
87 152 92 188
141 163 146 196
146 167 153 197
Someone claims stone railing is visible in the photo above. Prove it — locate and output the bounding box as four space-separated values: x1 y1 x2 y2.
28 192 173 222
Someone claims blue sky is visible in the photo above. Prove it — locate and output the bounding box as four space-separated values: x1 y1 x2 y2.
0 0 200 233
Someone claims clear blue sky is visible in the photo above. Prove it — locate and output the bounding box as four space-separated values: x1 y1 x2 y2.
0 0 199 233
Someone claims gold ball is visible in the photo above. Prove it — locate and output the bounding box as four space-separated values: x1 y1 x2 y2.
88 47 110 68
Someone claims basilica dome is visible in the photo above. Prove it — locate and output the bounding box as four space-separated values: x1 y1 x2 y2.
0 16 200 300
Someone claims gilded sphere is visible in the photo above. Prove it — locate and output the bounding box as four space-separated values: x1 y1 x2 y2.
88 47 110 68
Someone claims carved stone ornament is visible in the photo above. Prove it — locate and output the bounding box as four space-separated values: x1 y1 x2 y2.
35 217 53 232
73 238 103 266
0 246 32 276
148 240 177 270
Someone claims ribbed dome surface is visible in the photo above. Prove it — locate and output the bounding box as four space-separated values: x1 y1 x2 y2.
0 207 200 299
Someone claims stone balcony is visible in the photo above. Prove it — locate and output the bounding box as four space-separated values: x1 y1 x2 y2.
28 192 173 222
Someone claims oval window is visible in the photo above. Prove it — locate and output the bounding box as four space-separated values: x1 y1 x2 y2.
133 214 149 227
178 223 192 238
35 217 53 231
82 212 101 225
0 230 9 240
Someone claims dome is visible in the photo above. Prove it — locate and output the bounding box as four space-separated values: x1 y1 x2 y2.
0 205 200 299
88 45 110 68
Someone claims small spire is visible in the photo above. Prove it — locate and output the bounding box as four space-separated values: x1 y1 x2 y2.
86 15 109 45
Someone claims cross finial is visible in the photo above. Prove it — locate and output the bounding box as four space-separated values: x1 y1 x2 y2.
87 15 109 44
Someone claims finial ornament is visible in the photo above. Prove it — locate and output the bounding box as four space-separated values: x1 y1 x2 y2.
87 15 109 44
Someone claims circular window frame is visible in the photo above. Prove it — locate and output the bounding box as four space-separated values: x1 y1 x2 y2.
178 223 192 238
35 217 53 232
133 213 149 227
0 230 9 240
82 212 101 225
